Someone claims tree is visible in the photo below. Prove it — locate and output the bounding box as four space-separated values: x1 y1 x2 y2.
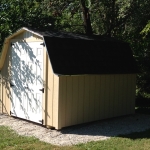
0 0 55 51
80 0 93 35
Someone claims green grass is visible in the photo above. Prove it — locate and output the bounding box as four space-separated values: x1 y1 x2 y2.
77 129 150 150
1 125 150 150
0 126 79 150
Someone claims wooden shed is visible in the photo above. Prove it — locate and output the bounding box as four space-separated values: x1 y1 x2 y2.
0 27 137 129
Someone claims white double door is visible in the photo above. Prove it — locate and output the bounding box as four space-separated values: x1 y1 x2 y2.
11 41 44 124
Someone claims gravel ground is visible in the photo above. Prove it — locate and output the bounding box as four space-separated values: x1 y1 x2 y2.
0 113 150 146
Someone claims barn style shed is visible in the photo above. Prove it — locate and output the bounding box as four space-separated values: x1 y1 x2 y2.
0 27 137 129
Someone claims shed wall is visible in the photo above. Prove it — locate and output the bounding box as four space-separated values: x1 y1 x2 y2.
0 44 11 114
45 52 59 129
58 74 136 129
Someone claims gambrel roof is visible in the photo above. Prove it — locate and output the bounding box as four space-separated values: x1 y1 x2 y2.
1 27 138 75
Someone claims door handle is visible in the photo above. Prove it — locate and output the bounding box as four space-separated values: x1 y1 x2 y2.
39 88 44 93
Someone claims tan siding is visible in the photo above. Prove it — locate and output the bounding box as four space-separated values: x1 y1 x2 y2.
89 76 95 122
1 45 11 114
65 76 73 126
72 77 78 125
83 76 90 122
94 76 100 120
99 75 106 119
46 54 54 126
109 75 115 118
77 76 84 124
58 76 66 128
52 75 59 129
58 74 136 129
46 53 59 129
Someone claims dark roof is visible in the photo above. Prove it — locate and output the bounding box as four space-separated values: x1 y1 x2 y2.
27 27 138 75
42 38 137 75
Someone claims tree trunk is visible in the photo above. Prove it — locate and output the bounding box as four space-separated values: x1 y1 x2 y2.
80 0 93 35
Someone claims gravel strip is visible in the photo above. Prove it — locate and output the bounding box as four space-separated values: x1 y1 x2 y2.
0 113 150 146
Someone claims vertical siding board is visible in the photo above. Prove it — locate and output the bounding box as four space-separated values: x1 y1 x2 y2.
89 76 96 122
126 75 129 114
83 76 90 122
65 77 72 126
72 77 79 125
120 75 125 115
105 75 111 118
77 76 84 124
6 47 11 114
119 74 125 115
126 74 131 114
113 75 118 116
99 75 105 119
58 77 63 128
109 75 115 118
119 75 123 115
94 75 101 120
124 74 128 115
124 75 129 114
118 75 123 115
63 76 67 127
128 75 132 113
131 75 136 113
47 62 53 126
118 75 122 116
58 76 67 128
103 75 107 119
1 47 10 114
131 74 136 113
122 75 126 115
52 75 59 128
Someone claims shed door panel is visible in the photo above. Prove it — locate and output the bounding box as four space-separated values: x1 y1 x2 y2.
11 42 43 124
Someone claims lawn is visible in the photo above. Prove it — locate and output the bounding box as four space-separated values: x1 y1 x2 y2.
0 106 150 150
1 124 150 150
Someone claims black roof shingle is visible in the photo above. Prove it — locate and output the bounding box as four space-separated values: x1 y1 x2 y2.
43 36 137 75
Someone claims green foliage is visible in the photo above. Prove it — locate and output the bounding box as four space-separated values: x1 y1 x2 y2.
141 21 150 37
0 0 55 51
41 0 84 33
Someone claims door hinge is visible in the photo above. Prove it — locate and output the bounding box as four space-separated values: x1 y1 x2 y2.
39 119 43 124
39 88 44 93
10 82 14 87
10 111 14 115
11 43 14 47
40 42 45 47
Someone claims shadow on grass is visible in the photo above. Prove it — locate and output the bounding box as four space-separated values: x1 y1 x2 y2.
118 128 150 140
